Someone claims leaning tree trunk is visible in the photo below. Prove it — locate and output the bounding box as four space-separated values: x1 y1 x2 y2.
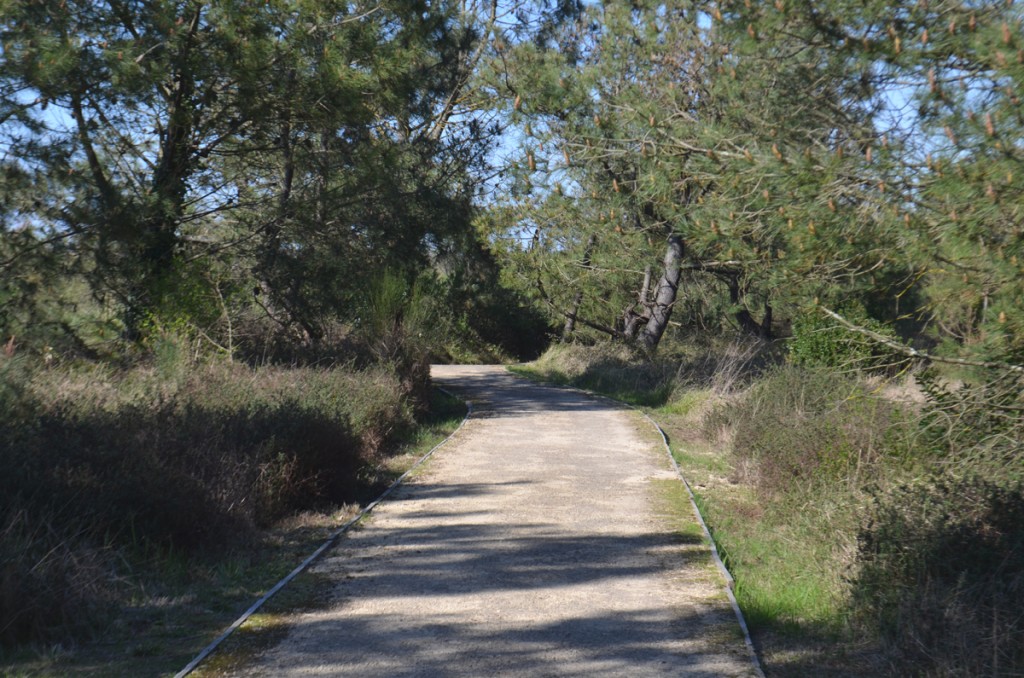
562 290 584 341
725 275 773 340
623 265 653 340
639 234 684 354
562 234 597 342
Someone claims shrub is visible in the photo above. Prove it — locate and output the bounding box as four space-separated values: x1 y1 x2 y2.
916 370 1024 483
529 342 677 406
0 509 118 646
851 476 1024 675
789 304 907 373
711 366 902 492
527 339 779 408
0 356 415 646
667 336 779 395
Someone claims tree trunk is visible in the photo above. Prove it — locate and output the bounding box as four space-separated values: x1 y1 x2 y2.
639 234 684 354
122 6 204 340
624 265 653 340
726 276 773 340
562 289 584 340
561 234 597 341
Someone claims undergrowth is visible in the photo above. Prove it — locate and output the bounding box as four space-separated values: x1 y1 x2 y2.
851 477 1024 675
0 350 429 651
518 340 1024 676
706 366 908 492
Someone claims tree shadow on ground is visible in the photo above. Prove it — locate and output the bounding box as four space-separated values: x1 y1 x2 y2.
236 475 756 676
433 368 628 417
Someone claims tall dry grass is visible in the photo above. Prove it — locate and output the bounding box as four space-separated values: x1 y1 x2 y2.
0 351 416 646
522 339 1024 675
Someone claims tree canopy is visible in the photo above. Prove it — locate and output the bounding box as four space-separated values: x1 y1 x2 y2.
1 0 511 351
2 0 1022 376
485 0 1022 371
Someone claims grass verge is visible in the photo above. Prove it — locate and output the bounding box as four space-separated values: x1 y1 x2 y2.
511 351 882 676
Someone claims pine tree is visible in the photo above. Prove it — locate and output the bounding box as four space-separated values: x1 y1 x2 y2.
1 0 499 348
495 1 890 351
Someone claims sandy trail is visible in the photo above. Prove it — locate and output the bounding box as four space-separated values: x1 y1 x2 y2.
233 365 757 676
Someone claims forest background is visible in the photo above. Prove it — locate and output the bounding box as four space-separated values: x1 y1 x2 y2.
2 0 1023 675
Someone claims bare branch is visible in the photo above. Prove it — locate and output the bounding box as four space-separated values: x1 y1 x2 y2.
820 306 1024 375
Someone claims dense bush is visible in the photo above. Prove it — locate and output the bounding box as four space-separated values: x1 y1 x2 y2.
0 354 415 646
851 476 1024 675
788 305 906 374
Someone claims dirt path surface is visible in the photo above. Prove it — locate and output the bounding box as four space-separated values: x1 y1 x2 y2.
233 365 757 676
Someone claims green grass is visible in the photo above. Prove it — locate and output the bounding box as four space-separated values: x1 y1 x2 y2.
649 477 715 552
695 490 848 631
656 390 707 417
190 570 335 677
654 399 872 674
511 351 879 675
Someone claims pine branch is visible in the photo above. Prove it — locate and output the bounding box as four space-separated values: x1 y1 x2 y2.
0 228 83 272
427 0 499 142
534 276 621 339
820 306 1024 375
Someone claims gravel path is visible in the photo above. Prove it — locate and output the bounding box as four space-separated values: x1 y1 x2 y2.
234 365 757 677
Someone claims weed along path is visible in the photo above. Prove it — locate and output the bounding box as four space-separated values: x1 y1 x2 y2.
227 365 757 676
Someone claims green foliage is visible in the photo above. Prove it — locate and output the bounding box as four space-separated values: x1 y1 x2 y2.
494 0 1024 371
852 476 1024 675
789 311 871 370
436 229 556 361
788 305 905 373
1 0 495 349
359 270 436 364
491 0 908 351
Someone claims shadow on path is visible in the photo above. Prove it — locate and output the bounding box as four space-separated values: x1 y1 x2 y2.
433 368 618 418
243 366 756 677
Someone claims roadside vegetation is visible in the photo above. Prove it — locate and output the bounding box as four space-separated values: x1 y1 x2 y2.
0 338 469 675
516 338 1024 676
5 0 1024 675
